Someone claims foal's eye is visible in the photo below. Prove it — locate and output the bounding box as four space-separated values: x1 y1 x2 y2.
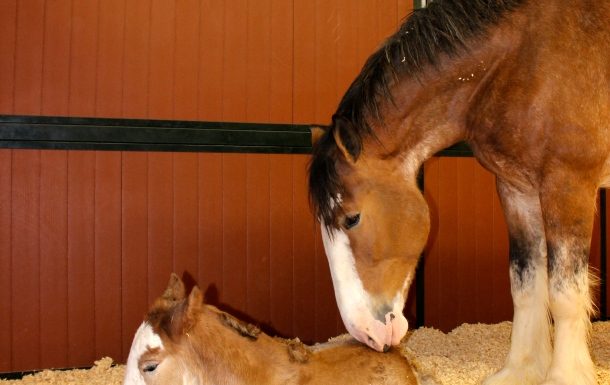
343 213 361 230
142 363 159 373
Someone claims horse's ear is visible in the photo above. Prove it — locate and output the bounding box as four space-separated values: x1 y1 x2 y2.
331 115 362 163
162 273 186 303
333 123 359 164
183 285 203 331
310 126 326 146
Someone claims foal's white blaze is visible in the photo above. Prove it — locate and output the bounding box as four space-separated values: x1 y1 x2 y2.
321 224 409 352
123 322 164 385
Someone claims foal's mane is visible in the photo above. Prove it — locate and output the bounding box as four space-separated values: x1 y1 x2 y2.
309 0 526 227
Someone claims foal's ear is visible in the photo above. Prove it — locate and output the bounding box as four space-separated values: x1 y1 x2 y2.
162 273 186 303
183 286 203 330
310 126 326 146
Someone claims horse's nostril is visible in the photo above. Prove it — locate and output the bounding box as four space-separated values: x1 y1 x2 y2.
389 313 395 321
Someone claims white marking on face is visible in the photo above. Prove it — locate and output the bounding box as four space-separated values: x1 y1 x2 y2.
123 322 164 385
321 224 373 325
321 222 409 349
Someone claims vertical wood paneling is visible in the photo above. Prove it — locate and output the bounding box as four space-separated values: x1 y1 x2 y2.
293 1 315 124
68 1 98 116
436 158 459 331
456 158 477 324
246 0 271 122
13 0 44 115
39 150 68 369
147 153 174 304
221 154 248 310
174 0 200 120
337 0 359 102
148 0 175 120
270 0 293 123
94 152 123 362
473 163 497 322
314 0 337 123
245 154 271 326
121 153 148 358
0 150 12 371
198 153 223 299
122 0 150 118
269 156 294 336
222 0 247 121
41 0 71 116
0 1 17 113
173 153 200 278
198 0 223 121
67 151 96 367
11 150 40 370
424 157 513 331
96 0 125 117
292 155 318 342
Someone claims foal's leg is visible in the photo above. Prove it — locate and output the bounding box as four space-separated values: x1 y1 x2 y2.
483 180 552 385
540 178 597 385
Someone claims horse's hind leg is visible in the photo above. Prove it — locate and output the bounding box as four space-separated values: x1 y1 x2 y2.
540 176 597 385
483 180 552 385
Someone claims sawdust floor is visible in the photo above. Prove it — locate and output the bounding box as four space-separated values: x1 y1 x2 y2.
2 321 609 385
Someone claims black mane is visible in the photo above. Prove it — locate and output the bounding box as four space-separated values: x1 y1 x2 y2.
309 0 526 227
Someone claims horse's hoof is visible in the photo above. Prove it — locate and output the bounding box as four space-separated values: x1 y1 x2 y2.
541 371 597 385
482 366 543 385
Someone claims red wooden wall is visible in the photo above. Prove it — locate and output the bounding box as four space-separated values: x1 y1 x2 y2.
0 0 411 372
424 158 607 331
1 0 608 374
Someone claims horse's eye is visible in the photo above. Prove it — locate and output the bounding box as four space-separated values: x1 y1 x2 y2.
344 213 361 230
142 363 159 373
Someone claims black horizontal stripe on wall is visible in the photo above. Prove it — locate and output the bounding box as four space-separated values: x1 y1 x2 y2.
0 115 312 154
0 115 474 156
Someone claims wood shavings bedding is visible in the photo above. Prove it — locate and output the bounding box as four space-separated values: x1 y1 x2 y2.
2 322 609 384
404 321 610 385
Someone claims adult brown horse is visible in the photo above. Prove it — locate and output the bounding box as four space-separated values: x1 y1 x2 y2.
308 1 610 384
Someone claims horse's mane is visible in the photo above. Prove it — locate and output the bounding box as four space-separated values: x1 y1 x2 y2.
309 0 526 227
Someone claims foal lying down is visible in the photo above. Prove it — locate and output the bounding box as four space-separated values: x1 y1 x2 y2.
123 274 425 385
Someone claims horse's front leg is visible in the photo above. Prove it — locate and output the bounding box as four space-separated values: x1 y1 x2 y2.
540 176 597 385
483 180 552 385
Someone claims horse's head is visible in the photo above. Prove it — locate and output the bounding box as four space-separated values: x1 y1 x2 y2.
123 273 202 385
309 120 430 352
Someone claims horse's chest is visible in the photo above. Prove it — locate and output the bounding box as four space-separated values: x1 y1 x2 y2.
469 139 540 189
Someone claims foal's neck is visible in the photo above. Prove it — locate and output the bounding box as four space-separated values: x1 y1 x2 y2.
192 318 296 384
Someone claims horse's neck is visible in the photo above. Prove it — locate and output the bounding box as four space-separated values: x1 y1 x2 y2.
379 12 526 168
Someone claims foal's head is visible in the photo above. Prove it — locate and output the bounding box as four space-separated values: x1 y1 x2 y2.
123 274 203 385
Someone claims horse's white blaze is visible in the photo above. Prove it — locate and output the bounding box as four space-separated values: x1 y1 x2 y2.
123 322 164 385
321 223 408 351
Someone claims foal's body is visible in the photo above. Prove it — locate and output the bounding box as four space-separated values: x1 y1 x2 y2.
309 1 609 385
123 274 420 385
